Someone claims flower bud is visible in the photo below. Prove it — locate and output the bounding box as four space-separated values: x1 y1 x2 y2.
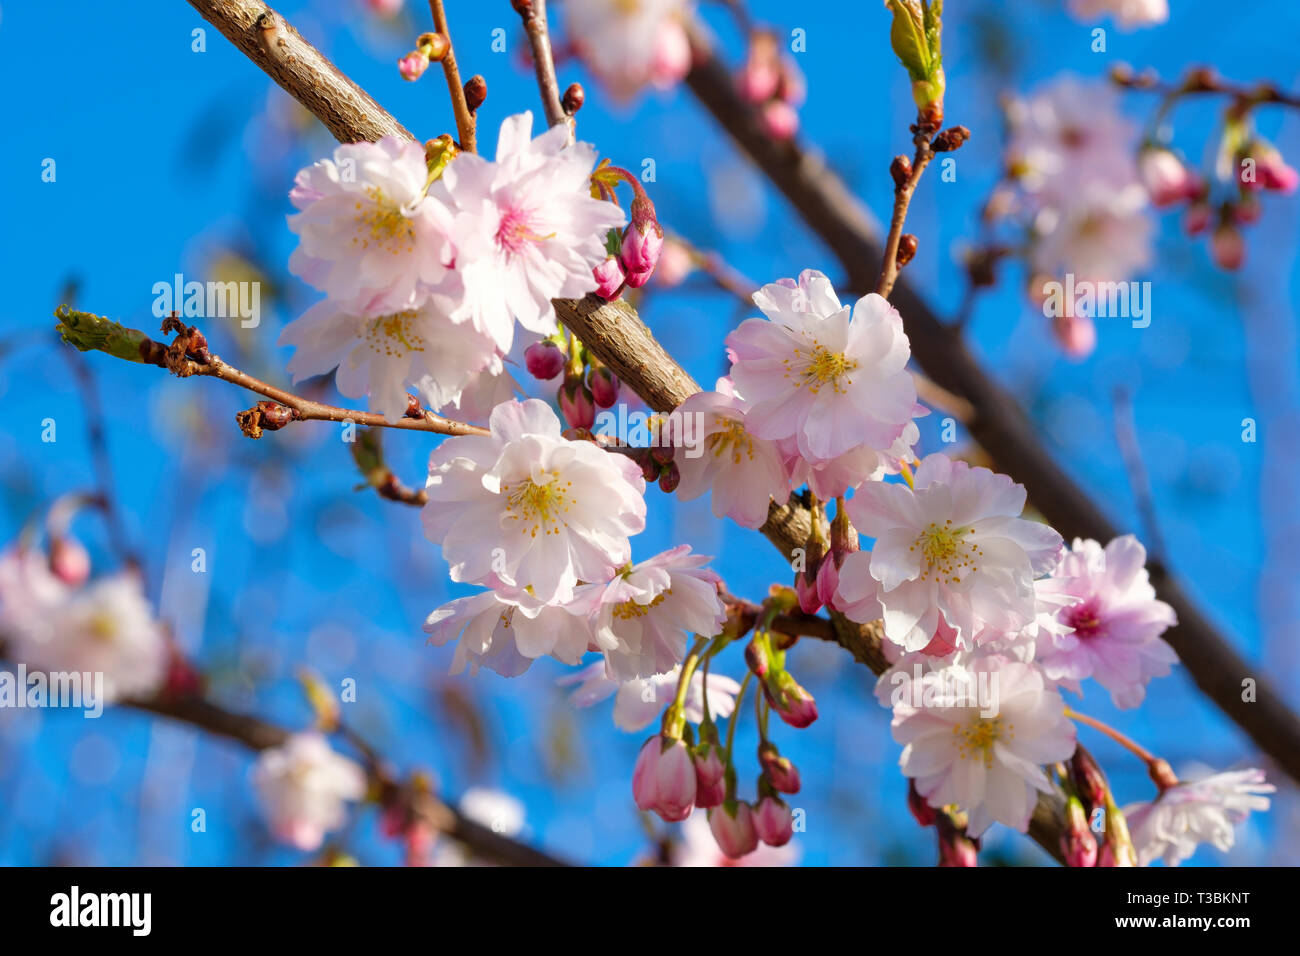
632 735 697 822
398 51 429 82
814 552 841 613
890 155 913 188
588 366 620 409
657 461 680 493
524 340 565 381
745 635 770 679
463 74 488 114
48 535 90 587
753 795 794 847
1211 221 1245 271
650 20 692 88
895 233 919 268
593 255 626 301
936 814 978 867
558 379 596 430
760 100 800 141
1138 147 1199 207
1069 746 1109 814
708 801 759 859
562 82 585 116
692 744 727 809
763 669 818 728
759 742 801 794
1246 141 1299 193
654 239 694 288
1061 795 1098 867
1184 201 1212 236
907 779 937 827
620 220 664 288
1052 312 1096 360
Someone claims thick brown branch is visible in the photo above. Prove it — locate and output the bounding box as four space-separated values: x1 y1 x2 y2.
127 691 569 866
683 28 1300 786
187 0 414 143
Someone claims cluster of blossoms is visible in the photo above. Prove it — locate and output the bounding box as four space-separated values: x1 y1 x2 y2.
0 528 169 704
279 112 627 424
1066 0 1168 30
251 732 368 852
1001 77 1152 357
563 0 694 101
1133 91 1298 273
735 29 806 141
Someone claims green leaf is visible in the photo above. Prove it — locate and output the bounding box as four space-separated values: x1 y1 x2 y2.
887 0 931 82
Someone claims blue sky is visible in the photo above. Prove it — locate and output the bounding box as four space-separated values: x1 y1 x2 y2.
0 0 1297 865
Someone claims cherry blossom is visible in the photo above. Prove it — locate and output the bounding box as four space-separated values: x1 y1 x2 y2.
422 399 646 603
557 660 742 731
670 810 800 867
424 586 594 677
633 734 697 821
575 545 728 681
431 112 627 354
250 732 367 851
726 270 917 461
279 296 501 421
287 136 455 316
1124 768 1274 866
672 380 790 529
839 454 1063 651
564 0 693 100
1035 535 1177 709
1067 0 1169 30
890 655 1076 836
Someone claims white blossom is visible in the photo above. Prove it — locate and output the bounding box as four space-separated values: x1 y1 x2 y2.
251 732 367 851
1125 769 1274 866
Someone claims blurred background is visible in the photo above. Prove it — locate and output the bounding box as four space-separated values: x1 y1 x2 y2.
0 0 1296 865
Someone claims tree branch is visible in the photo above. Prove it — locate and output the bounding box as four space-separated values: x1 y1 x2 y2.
682 27 1300 785
514 0 569 131
127 691 571 866
428 0 476 152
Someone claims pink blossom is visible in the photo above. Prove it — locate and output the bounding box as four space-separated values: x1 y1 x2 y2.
592 255 625 300
1138 147 1200 207
1035 535 1177 709
753 796 794 846
524 339 565 381
398 51 429 82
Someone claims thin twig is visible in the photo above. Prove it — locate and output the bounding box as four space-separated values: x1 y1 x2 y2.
1112 386 1168 562
876 134 934 299
514 0 569 132
429 0 476 152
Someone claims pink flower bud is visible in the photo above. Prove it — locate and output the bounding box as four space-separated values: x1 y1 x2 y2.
593 255 625 300
1052 312 1096 360
398 52 429 82
632 735 697 822
524 340 565 381
758 743 801 794
558 379 596 430
708 801 759 859
1183 201 1212 236
738 59 781 104
937 815 979 867
763 670 818 728
587 366 620 409
1211 222 1245 271
1248 142 1299 193
650 20 692 88
907 780 937 828
48 536 90 587
753 795 794 847
1062 796 1098 867
367 0 404 16
1232 194 1261 225
814 553 840 612
692 744 727 809
760 100 800 141
744 636 770 679
1138 147 1199 207
794 567 822 615
621 223 664 288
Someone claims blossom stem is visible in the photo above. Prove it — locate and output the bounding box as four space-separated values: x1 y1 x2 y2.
666 635 711 736
724 672 752 765
1065 707 1161 766
427 0 476 152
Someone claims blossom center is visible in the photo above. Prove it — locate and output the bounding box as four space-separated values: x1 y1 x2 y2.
707 418 755 465
87 611 118 643
496 205 554 256
954 716 1012 767
503 472 572 537
1063 599 1104 639
362 310 425 356
612 590 670 620
910 519 982 583
786 339 859 395
354 187 416 253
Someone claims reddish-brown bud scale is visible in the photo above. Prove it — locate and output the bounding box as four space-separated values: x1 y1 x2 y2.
562 83 585 116
896 234 919 268
464 75 487 113
890 155 912 188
